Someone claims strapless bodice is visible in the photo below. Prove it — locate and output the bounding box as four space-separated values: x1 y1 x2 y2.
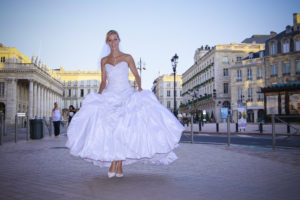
105 61 131 91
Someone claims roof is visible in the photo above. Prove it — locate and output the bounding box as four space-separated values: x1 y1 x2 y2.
242 35 273 44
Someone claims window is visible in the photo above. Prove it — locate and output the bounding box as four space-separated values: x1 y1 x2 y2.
258 92 264 101
238 88 243 101
236 57 242 62
94 80 98 86
248 88 253 102
167 101 171 108
223 83 229 94
180 90 182 96
73 81 78 86
87 80 91 86
247 68 252 80
296 38 300 51
222 56 229 64
257 67 262 79
270 42 277 55
283 39 290 53
296 61 300 74
167 90 170 97
80 80 84 86
271 65 277 76
80 89 84 97
223 68 229 76
259 51 264 58
68 89 71 97
237 70 242 81
283 63 290 75
68 81 71 86
74 89 77 97
88 89 90 94
0 57 5 63
0 82 4 97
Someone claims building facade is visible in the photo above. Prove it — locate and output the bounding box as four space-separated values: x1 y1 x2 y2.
180 43 265 122
230 52 265 123
152 73 183 113
262 13 300 118
0 44 63 127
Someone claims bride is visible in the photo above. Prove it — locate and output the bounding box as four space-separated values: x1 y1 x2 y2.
66 30 185 178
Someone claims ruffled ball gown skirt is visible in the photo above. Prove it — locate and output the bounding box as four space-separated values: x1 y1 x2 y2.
66 61 185 167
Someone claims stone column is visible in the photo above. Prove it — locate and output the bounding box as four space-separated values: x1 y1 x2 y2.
33 82 37 117
6 78 17 126
28 80 34 118
37 84 41 117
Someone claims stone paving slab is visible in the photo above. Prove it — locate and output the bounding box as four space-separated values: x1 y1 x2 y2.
0 135 300 200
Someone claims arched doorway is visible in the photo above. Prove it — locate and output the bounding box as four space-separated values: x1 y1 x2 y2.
247 110 254 123
222 101 231 109
257 109 264 122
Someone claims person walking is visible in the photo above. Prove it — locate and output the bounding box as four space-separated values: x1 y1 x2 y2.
67 105 76 125
66 30 185 178
51 102 62 137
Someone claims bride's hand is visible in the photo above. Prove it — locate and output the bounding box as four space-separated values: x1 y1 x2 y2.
138 88 143 92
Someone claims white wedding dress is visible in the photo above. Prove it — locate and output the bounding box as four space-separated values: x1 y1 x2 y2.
66 61 185 167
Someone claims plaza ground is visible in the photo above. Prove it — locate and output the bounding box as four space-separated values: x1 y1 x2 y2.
0 131 300 200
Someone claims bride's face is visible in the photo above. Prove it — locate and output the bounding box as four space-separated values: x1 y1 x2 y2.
107 34 120 51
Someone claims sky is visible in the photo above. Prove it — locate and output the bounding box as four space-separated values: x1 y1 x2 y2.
1 0 299 89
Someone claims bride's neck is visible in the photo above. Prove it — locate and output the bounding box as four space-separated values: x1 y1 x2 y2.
111 49 121 57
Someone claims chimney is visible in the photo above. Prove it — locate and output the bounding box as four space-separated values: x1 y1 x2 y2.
293 13 300 31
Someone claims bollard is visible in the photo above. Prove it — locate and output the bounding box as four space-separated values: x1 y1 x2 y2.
272 114 275 150
235 123 238 133
191 115 194 144
49 117 52 136
227 114 230 147
15 115 18 143
216 123 219 132
198 121 201 131
287 123 290 134
259 123 263 134
26 116 29 141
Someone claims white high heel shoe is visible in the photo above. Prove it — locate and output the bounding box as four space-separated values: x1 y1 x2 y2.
108 171 116 178
116 173 123 178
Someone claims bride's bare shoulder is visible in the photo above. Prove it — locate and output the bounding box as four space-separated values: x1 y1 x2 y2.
101 56 109 65
123 53 133 61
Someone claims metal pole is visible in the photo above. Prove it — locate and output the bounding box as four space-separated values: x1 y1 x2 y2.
26 115 29 141
0 113 3 145
15 115 18 143
191 114 194 144
272 114 276 150
227 113 230 147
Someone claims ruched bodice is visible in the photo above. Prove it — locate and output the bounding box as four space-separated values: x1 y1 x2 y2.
105 61 131 92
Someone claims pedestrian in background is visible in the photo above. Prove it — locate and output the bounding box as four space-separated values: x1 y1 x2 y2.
51 102 62 137
67 105 76 126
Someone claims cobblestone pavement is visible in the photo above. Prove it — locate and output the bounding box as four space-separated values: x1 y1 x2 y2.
1 135 300 200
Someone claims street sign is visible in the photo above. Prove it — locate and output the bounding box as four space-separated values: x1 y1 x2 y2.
17 113 26 117
221 108 228 119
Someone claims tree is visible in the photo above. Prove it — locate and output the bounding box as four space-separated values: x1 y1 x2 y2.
206 112 210 122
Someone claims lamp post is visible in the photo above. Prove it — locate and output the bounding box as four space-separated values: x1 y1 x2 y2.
171 54 178 116
134 58 146 89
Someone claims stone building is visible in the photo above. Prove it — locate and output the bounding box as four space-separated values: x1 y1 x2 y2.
152 73 183 113
230 51 265 123
262 13 300 119
180 43 265 122
0 44 63 127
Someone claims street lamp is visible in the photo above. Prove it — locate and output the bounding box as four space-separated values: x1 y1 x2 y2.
134 58 146 89
171 54 179 116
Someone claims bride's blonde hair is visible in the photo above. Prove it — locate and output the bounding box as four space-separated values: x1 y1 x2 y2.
106 30 120 42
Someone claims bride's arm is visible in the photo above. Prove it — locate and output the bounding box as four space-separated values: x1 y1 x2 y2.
127 55 142 92
98 59 107 94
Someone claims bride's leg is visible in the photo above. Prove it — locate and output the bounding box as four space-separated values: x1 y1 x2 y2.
109 161 117 172
116 160 123 174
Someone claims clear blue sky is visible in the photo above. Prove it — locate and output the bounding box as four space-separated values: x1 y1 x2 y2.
1 0 299 89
